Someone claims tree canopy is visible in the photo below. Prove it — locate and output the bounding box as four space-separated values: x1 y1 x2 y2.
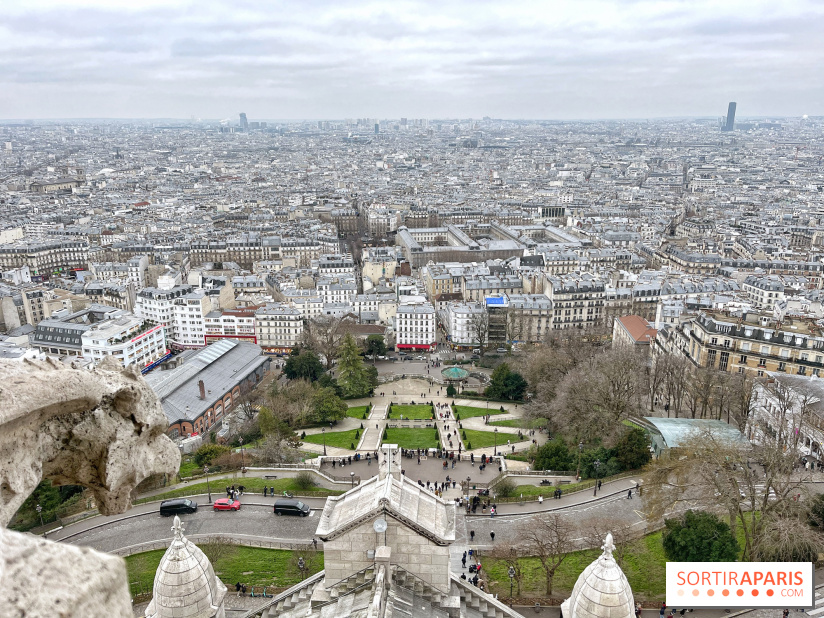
662 510 740 562
485 362 527 400
336 333 375 398
533 438 573 471
311 386 348 424
363 334 387 361
283 349 324 381
613 426 652 471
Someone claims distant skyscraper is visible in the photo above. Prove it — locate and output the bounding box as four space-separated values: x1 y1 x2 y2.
374 123 380 134
722 102 736 132
239 113 248 131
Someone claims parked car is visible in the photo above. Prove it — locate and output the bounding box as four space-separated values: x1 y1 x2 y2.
496 348 507 354
213 498 241 511
159 499 198 517
471 354 480 360
274 498 311 517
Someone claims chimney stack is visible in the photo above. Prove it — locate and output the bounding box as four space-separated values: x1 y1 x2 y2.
198 380 206 400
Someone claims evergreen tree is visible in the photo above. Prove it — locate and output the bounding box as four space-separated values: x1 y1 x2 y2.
337 333 372 398
662 510 739 562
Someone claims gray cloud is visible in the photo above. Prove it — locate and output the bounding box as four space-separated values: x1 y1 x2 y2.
1 0 823 119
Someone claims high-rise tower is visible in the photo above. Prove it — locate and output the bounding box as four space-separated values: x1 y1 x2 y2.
239 113 248 131
723 102 736 131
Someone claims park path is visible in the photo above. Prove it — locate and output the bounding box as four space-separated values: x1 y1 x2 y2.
358 404 387 451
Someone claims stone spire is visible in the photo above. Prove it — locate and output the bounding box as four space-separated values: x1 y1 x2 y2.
145 516 227 618
560 533 634 618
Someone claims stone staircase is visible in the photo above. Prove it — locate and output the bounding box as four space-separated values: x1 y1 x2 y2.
455 576 514 618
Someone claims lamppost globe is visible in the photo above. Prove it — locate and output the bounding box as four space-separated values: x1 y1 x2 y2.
203 465 211 503
577 441 584 480
321 427 327 456
508 565 516 604
350 471 355 487
494 427 499 456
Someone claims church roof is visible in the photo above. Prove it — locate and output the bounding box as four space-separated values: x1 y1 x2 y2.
145 516 227 618
315 472 456 544
561 534 634 618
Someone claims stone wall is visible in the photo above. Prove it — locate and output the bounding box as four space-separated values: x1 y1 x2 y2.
323 517 451 594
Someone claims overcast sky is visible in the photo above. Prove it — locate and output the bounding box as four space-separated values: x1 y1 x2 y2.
1 0 822 120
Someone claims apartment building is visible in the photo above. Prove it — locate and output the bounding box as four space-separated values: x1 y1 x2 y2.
81 314 168 370
205 306 259 345
255 303 304 355
682 310 824 377
546 274 606 329
395 301 437 351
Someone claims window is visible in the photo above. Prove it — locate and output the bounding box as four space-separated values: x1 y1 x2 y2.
778 362 786 372
739 355 748 364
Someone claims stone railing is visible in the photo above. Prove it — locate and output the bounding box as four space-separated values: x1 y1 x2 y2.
111 534 318 558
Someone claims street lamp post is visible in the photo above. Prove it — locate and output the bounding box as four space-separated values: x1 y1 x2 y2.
297 556 306 579
204 465 211 503
494 428 499 456
350 471 355 487
577 441 583 481
593 459 601 496
36 504 44 529
321 427 327 456
508 566 516 606
238 436 245 472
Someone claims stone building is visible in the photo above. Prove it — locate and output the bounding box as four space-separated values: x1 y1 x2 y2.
254 446 526 617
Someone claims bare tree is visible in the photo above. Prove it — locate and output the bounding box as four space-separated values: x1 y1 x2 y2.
520 514 576 596
199 537 237 567
505 309 525 345
578 515 644 568
304 316 350 369
643 426 814 561
488 543 524 597
660 353 690 417
469 312 489 356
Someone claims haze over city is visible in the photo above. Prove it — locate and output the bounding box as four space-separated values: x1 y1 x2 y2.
2 0 824 120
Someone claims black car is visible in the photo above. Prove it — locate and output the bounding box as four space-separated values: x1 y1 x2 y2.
159 498 198 516
274 498 311 517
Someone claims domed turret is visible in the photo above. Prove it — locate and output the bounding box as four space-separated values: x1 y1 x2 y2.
145 516 227 618
561 533 634 618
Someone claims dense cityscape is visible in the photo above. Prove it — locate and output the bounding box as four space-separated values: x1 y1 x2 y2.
2 111 824 617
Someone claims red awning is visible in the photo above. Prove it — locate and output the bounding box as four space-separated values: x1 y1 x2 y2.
396 344 433 350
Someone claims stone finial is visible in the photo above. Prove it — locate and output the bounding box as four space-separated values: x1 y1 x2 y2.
172 515 185 540
601 533 616 557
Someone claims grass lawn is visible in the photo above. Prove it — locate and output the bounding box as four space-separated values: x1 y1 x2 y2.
461 429 513 449
303 429 362 450
126 547 323 598
452 405 506 419
133 477 342 505
178 456 202 478
388 404 434 420
346 405 369 419
383 428 440 450
482 530 666 600
488 418 536 429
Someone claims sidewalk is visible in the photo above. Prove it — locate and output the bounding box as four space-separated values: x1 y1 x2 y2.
466 476 642 517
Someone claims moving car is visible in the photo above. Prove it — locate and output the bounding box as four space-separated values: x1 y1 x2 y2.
213 498 241 511
159 499 198 517
274 498 311 517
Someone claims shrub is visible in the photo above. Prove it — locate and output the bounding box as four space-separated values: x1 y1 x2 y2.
456 413 461 420
293 471 315 491
301 431 307 439
494 478 517 498
194 444 230 467
363 412 367 419
360 423 364 429
462 430 467 439
355 430 360 439
500 405 505 412
351 442 355 449
467 442 472 449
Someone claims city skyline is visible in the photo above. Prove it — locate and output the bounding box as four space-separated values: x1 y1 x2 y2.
1 0 823 120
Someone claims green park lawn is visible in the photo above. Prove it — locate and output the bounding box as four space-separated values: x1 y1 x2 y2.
383 428 440 450
461 429 515 449
482 531 667 600
388 404 434 420
452 405 505 419
126 547 323 598
178 456 202 478
346 405 369 419
133 477 342 505
303 429 362 450
488 418 538 429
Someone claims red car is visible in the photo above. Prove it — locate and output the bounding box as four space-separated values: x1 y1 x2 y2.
213 498 241 511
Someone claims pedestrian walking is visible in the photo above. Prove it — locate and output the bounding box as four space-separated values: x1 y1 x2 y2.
263 487 268 497
236 582 241 596
597 479 602 490
635 603 642 618
628 489 633 499
490 531 495 541
461 554 467 569
312 538 318 549
470 530 475 541
660 602 667 617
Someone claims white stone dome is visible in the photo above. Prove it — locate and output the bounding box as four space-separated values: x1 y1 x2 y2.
145 516 227 618
562 534 634 618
